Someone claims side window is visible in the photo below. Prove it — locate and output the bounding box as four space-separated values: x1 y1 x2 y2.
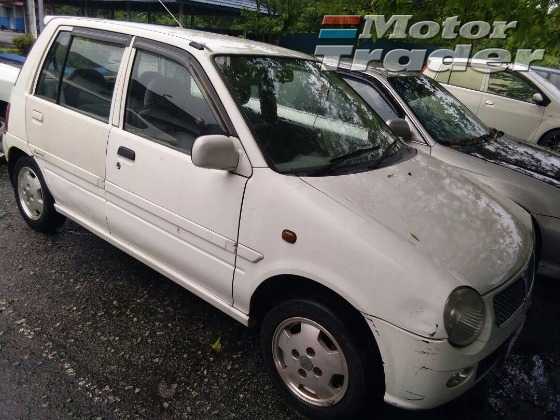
448 68 484 91
344 78 400 122
60 36 125 122
124 50 223 154
35 31 71 102
434 69 451 84
487 71 539 103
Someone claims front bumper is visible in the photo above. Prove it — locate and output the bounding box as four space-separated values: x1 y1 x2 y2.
365 269 533 410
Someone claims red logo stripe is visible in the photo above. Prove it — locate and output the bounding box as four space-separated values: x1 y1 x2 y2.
322 15 362 26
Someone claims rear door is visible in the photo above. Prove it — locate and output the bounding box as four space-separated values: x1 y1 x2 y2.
435 67 486 115
105 39 248 305
26 27 130 234
480 70 545 139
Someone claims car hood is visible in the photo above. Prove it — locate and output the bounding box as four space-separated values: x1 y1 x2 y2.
454 134 560 189
301 152 533 294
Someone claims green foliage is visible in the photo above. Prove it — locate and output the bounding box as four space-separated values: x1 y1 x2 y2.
13 34 34 55
233 0 559 67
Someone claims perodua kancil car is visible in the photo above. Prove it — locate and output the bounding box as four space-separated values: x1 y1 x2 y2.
3 17 534 418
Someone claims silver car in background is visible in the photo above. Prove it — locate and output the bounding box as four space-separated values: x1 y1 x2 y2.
340 67 560 278
424 59 560 152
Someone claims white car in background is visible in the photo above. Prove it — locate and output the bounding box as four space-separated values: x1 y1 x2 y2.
425 58 560 152
0 61 20 158
3 17 535 418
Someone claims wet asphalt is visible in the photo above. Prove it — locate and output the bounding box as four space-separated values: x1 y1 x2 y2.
0 161 559 420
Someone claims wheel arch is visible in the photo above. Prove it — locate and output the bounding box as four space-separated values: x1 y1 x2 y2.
249 275 381 352
537 127 560 145
6 146 30 187
250 274 386 395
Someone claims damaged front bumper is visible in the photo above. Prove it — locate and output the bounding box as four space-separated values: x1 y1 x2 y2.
364 281 530 410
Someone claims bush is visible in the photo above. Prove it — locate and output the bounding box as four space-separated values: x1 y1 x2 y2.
13 34 34 55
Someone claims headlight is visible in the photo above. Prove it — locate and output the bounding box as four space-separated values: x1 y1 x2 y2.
444 287 486 347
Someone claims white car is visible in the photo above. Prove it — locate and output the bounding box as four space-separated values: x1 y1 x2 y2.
0 61 20 158
3 17 534 418
425 58 560 151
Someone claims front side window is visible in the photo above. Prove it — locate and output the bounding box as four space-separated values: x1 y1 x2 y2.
389 75 490 147
36 31 71 102
448 68 485 91
487 71 539 103
124 50 223 154
344 78 400 122
215 55 408 176
60 36 124 122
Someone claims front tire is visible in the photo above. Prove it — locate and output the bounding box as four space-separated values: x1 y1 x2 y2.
260 298 383 419
538 129 560 153
13 156 65 233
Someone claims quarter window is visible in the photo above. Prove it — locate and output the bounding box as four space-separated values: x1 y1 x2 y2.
124 50 222 154
448 68 485 91
487 71 539 103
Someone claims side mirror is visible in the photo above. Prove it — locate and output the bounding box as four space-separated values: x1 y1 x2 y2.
386 118 412 142
532 92 545 106
192 135 240 171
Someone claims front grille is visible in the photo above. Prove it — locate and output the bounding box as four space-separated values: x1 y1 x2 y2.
493 253 535 326
493 278 525 326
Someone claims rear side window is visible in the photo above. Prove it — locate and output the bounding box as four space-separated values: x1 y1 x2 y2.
60 37 125 122
487 71 539 103
35 31 71 102
448 68 484 91
433 69 451 84
124 50 223 154
34 31 125 123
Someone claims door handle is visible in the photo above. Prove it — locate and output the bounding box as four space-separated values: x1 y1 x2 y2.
31 109 43 123
485 100 494 106
117 146 135 161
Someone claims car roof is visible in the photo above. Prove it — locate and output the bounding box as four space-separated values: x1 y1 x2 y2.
44 16 312 59
337 59 416 79
427 57 537 72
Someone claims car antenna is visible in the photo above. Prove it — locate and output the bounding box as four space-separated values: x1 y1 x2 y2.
156 0 183 28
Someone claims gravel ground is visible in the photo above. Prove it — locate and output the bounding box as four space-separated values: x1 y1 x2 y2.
0 161 559 420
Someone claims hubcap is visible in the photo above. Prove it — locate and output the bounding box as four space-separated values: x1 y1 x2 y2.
17 167 44 221
272 317 349 407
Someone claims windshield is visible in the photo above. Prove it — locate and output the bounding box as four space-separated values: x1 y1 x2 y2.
388 75 491 146
214 55 406 176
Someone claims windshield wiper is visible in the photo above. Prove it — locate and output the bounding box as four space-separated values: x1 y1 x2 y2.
307 146 382 176
306 142 401 176
446 128 503 148
329 146 382 164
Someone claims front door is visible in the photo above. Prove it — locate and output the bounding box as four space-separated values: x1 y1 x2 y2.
105 41 248 304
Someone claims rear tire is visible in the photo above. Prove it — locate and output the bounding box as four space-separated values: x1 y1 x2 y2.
13 156 65 233
260 298 383 419
538 129 560 153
